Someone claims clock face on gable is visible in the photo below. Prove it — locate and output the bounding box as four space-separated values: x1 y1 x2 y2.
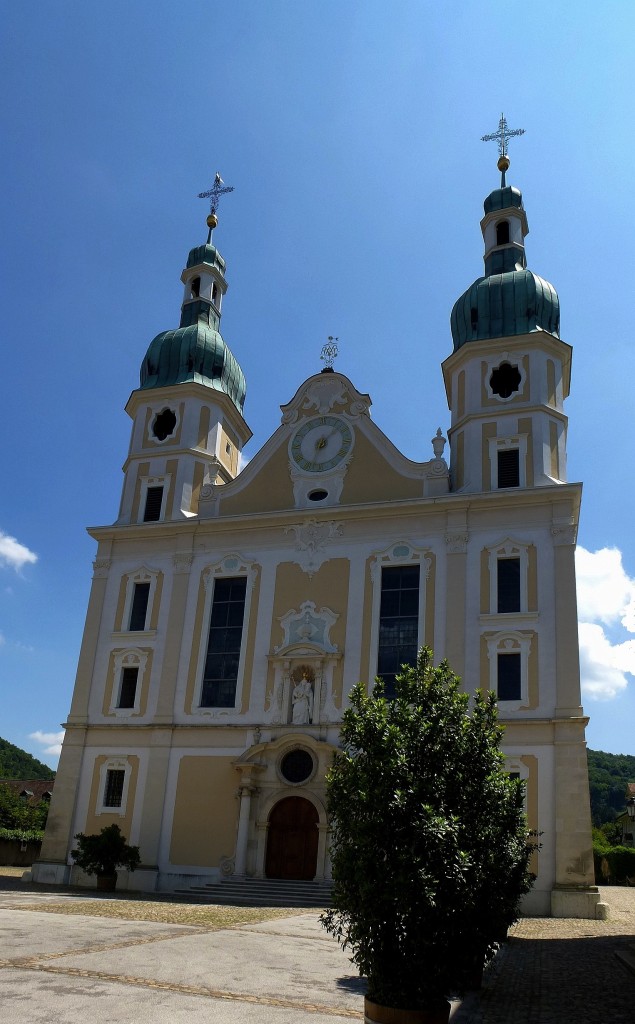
290 415 353 473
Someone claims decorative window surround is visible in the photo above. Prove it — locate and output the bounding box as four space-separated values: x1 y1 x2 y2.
368 543 431 689
486 630 532 710
109 648 148 717
147 404 180 445
485 352 526 403
97 757 132 816
119 567 160 634
504 756 529 812
139 475 170 523
487 540 529 615
192 554 258 716
489 435 527 489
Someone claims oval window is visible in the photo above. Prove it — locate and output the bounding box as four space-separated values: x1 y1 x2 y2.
308 489 328 502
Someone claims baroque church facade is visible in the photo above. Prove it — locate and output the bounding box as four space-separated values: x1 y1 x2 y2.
35 157 602 917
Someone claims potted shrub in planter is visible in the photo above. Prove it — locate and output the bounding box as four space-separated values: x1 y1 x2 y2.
71 823 141 891
321 648 535 1024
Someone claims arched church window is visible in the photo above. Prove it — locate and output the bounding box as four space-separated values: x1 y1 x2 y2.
190 276 200 298
496 220 510 245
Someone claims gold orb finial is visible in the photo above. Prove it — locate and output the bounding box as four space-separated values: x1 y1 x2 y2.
497 154 510 173
206 212 218 230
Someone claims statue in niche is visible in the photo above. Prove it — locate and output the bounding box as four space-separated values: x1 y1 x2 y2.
291 668 314 725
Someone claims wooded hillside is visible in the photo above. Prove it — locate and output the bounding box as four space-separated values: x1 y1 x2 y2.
587 748 635 826
0 737 55 781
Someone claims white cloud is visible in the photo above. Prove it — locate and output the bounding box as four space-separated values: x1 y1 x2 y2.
238 452 251 472
576 547 635 700
0 531 38 572
29 730 65 757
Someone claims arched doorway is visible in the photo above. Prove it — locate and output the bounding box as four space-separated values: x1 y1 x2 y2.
265 796 319 880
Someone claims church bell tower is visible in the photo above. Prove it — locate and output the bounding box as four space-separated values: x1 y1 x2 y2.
442 122 570 497
117 176 251 526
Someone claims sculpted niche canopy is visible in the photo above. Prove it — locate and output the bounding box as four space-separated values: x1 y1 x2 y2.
33 137 601 919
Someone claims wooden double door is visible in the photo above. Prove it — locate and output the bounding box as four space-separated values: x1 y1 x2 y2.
265 796 319 880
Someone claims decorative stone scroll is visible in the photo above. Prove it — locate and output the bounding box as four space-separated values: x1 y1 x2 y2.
285 519 342 577
445 533 469 554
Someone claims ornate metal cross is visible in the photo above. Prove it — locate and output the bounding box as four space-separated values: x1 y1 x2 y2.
481 113 525 157
481 114 525 186
198 172 235 215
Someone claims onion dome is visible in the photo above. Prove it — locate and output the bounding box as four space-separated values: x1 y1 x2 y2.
450 183 560 351
139 238 246 414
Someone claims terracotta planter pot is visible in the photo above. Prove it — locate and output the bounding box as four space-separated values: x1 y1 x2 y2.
96 873 117 891
364 996 451 1024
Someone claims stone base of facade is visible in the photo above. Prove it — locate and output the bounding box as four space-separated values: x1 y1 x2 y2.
551 886 608 919
31 860 72 886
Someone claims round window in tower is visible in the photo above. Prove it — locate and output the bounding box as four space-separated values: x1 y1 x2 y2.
280 748 315 785
151 408 177 442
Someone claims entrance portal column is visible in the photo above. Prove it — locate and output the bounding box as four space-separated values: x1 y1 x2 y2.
234 782 255 877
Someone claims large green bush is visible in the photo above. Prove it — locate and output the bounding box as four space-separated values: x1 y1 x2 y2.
593 833 635 884
321 648 536 1011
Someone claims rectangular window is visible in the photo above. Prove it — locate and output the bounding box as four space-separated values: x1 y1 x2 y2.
497 652 521 701
103 769 125 808
128 582 150 630
497 558 521 613
497 449 520 488
117 667 138 709
377 565 420 700
200 576 247 708
143 486 164 522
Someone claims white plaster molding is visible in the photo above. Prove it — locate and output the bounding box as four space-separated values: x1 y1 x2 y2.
445 533 469 554
484 351 527 403
120 565 161 632
486 629 533 710
285 519 342 577
275 601 339 653
302 377 349 415
108 647 148 717
146 403 180 445
172 553 193 574
96 757 133 817
488 434 528 489
551 521 576 546
487 538 530 614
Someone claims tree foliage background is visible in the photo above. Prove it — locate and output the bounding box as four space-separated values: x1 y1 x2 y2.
587 749 635 827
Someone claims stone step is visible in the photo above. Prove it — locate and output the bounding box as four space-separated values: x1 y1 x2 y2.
172 877 333 908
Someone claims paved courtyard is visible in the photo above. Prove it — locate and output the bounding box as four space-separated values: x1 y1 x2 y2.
0 877 633 1023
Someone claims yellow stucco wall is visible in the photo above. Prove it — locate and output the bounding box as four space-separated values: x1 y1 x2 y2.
169 755 238 867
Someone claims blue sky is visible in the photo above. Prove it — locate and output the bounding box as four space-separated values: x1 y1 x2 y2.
2 1 635 767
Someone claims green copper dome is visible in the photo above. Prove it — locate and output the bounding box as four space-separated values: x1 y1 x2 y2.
450 184 560 350
140 323 246 412
138 235 246 414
